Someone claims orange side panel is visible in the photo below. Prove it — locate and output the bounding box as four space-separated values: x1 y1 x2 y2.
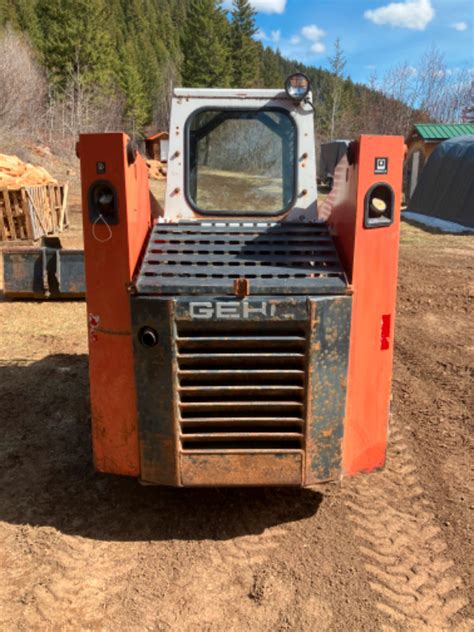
79 133 151 476
327 135 404 476
318 154 357 280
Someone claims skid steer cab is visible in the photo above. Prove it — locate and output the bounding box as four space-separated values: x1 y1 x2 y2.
78 74 404 487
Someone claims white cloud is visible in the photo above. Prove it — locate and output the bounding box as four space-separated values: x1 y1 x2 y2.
311 42 326 53
254 29 280 44
290 35 301 45
450 21 468 31
432 68 453 77
301 24 326 41
251 0 286 13
364 0 435 31
223 0 287 14
270 30 281 43
300 23 326 55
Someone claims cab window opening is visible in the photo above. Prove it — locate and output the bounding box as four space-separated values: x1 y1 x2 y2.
187 108 297 215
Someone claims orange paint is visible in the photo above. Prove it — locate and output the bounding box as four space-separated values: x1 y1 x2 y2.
78 133 151 476
326 135 404 476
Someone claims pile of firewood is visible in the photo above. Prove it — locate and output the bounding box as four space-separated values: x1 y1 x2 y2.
0 153 57 189
0 153 68 242
146 159 167 180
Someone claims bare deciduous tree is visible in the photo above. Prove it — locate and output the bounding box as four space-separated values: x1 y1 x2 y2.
44 78 125 155
0 26 47 139
414 45 471 123
336 44 472 139
328 38 347 140
376 45 472 133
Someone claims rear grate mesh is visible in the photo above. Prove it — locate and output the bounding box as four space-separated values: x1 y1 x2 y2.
135 221 348 296
177 323 307 452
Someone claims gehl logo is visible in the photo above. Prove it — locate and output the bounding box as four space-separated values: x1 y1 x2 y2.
189 301 277 319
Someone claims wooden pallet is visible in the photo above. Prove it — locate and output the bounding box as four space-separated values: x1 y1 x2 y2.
0 183 69 241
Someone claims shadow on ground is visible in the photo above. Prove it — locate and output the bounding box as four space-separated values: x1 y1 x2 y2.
0 354 322 542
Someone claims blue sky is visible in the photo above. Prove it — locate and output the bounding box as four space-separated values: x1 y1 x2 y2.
226 0 474 84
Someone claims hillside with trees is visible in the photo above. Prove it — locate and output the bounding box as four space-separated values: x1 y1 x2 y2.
0 0 470 153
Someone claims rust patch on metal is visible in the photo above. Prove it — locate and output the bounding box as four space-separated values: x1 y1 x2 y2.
304 296 352 485
233 277 250 297
181 452 302 486
140 433 178 485
132 298 180 486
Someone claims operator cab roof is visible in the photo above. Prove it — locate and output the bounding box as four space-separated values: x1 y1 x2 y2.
173 88 313 101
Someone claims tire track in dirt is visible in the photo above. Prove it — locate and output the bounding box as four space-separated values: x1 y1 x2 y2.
0 524 142 631
345 418 472 630
208 496 290 569
176 490 335 631
157 497 294 630
104 488 323 632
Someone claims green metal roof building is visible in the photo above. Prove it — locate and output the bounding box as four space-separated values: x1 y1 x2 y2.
404 123 474 199
408 123 474 142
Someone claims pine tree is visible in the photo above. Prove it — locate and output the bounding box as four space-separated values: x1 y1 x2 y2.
10 0 42 48
119 41 149 135
230 0 260 88
155 0 181 61
1 0 420 142
0 0 16 27
181 0 231 88
261 47 284 88
35 0 114 91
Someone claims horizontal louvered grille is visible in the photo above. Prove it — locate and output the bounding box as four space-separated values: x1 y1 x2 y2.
177 324 306 451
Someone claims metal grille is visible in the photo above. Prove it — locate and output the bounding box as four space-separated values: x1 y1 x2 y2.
135 221 348 295
176 322 306 452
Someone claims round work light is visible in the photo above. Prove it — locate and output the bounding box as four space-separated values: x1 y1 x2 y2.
88 180 119 225
94 184 115 214
285 73 311 101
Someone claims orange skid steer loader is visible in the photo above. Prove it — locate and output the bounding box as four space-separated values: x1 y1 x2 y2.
77 74 404 487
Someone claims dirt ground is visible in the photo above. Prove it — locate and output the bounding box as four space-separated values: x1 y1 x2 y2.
0 188 473 630
196 167 283 212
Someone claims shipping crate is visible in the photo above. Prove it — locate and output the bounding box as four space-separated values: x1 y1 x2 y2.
0 183 69 242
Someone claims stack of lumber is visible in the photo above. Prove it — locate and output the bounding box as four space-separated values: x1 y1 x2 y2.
146 159 167 180
0 153 57 189
0 154 68 242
